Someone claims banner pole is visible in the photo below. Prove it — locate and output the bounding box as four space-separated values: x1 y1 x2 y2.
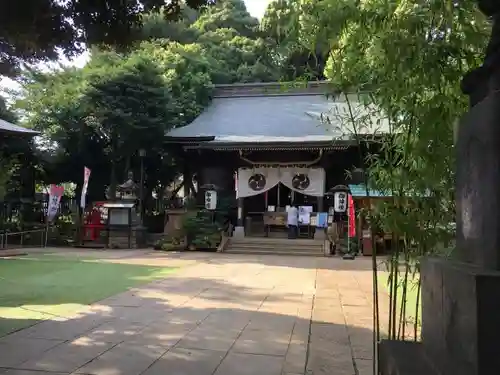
347 208 350 254
44 187 49 247
44 213 49 247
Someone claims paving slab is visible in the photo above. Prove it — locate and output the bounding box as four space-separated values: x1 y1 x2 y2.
200 311 252 330
75 342 165 375
214 352 284 375
18 336 115 372
85 321 148 344
129 321 197 348
141 348 225 375
283 342 307 374
1 371 66 375
0 337 63 368
232 327 292 356
15 317 107 341
175 325 241 351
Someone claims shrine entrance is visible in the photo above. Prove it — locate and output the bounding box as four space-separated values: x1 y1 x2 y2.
238 167 326 238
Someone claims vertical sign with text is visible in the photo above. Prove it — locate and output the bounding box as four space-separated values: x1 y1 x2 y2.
80 167 91 209
47 185 64 222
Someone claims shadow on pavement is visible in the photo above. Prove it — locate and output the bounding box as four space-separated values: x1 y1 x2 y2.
0 275 376 375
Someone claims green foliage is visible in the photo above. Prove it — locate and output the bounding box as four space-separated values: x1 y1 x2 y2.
261 0 328 80
0 98 33 203
310 0 489 255
15 0 284 202
193 0 259 38
338 234 359 255
0 96 16 123
295 0 489 342
182 210 222 249
154 234 185 251
0 0 214 75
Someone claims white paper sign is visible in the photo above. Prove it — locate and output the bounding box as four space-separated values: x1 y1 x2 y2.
298 206 313 225
334 192 348 212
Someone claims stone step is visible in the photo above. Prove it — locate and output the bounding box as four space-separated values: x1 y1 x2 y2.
226 238 325 256
231 237 322 246
230 243 323 252
226 248 324 256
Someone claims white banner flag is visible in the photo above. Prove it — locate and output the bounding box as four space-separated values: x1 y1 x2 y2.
80 167 91 208
47 185 64 222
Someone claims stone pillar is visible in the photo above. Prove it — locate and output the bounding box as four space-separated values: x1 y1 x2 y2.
379 84 500 375
234 197 245 238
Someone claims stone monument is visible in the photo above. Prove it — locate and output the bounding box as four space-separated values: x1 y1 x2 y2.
379 2 500 374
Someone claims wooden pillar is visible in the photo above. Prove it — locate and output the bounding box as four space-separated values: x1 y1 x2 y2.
317 196 324 212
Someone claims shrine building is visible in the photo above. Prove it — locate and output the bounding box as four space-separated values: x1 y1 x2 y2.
165 81 389 244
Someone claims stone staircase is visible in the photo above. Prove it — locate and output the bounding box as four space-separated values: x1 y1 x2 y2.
225 236 326 256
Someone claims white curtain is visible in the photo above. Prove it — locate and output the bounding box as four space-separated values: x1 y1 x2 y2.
236 167 280 198
280 167 325 197
236 167 326 198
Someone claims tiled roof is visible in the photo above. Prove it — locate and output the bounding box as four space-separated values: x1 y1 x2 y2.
165 82 389 144
348 184 431 198
349 184 389 197
0 118 39 135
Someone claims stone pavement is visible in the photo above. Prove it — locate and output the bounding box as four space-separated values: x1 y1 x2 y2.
0 252 387 375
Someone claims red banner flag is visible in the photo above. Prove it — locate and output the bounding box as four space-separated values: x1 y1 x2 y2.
348 194 356 238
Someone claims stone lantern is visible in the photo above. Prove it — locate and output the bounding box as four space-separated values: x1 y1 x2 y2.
116 171 139 201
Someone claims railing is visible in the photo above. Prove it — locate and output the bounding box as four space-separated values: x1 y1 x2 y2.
0 229 47 250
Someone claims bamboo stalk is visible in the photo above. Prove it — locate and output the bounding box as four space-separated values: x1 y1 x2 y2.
414 265 422 341
390 249 400 339
398 251 410 340
388 258 394 339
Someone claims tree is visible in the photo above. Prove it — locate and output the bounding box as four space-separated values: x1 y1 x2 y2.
16 38 215 201
196 29 281 83
0 0 214 76
0 96 16 123
261 0 328 80
140 7 201 44
0 98 38 210
193 0 259 38
16 65 112 202
14 0 283 204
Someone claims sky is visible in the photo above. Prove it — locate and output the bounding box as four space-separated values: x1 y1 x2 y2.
0 0 273 94
245 0 272 19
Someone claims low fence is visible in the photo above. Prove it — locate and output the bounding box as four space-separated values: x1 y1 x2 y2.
0 228 47 250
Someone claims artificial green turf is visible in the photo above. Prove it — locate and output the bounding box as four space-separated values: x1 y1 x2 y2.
0 255 176 336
